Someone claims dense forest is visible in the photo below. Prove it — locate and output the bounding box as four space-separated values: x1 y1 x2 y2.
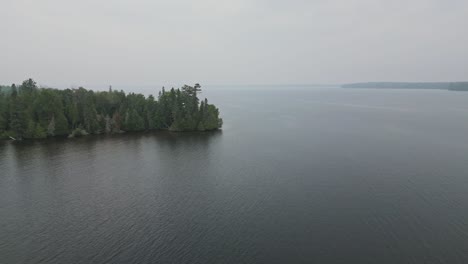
0 79 222 140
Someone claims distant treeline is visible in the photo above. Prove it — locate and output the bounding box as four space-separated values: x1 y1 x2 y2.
0 79 222 140
0 85 11 94
342 82 468 91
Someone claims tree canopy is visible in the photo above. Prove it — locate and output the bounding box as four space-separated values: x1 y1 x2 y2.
0 79 222 140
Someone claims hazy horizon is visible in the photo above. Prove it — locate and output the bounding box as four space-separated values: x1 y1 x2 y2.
2 0 468 86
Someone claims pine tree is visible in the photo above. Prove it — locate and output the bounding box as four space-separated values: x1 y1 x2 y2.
54 113 69 136
19 78 37 94
24 121 46 139
9 85 27 139
1 79 222 139
0 94 7 133
24 120 36 139
34 123 47 138
124 109 144 131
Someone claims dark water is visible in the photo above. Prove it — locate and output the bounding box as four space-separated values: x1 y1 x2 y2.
2 86 468 264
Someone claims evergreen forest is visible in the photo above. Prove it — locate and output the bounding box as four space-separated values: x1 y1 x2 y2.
0 79 222 140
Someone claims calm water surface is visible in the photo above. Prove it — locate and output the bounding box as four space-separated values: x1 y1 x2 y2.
2 86 468 263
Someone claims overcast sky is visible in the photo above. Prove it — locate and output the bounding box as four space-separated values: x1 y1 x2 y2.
1 0 468 87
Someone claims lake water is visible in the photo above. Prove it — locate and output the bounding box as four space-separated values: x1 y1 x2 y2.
1 86 468 263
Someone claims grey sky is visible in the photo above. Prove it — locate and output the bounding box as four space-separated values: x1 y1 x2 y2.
2 0 468 86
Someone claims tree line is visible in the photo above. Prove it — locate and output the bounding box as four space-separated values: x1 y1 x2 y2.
0 79 222 140
342 82 468 90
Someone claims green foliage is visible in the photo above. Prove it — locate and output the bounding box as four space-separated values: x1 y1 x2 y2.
54 113 70 136
0 85 12 95
34 123 47 138
9 85 27 139
24 120 46 139
0 79 222 140
0 130 15 139
123 109 145 131
19 78 37 94
24 120 36 139
0 94 8 133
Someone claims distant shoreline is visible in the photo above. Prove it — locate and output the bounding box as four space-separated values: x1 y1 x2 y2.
342 82 468 91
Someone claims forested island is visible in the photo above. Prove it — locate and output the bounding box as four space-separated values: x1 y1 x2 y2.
0 79 222 140
342 82 468 91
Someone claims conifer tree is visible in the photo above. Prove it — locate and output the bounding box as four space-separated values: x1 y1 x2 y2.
9 84 27 139
1 79 222 139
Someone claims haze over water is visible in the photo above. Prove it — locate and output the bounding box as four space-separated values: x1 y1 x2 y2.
2 86 468 263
